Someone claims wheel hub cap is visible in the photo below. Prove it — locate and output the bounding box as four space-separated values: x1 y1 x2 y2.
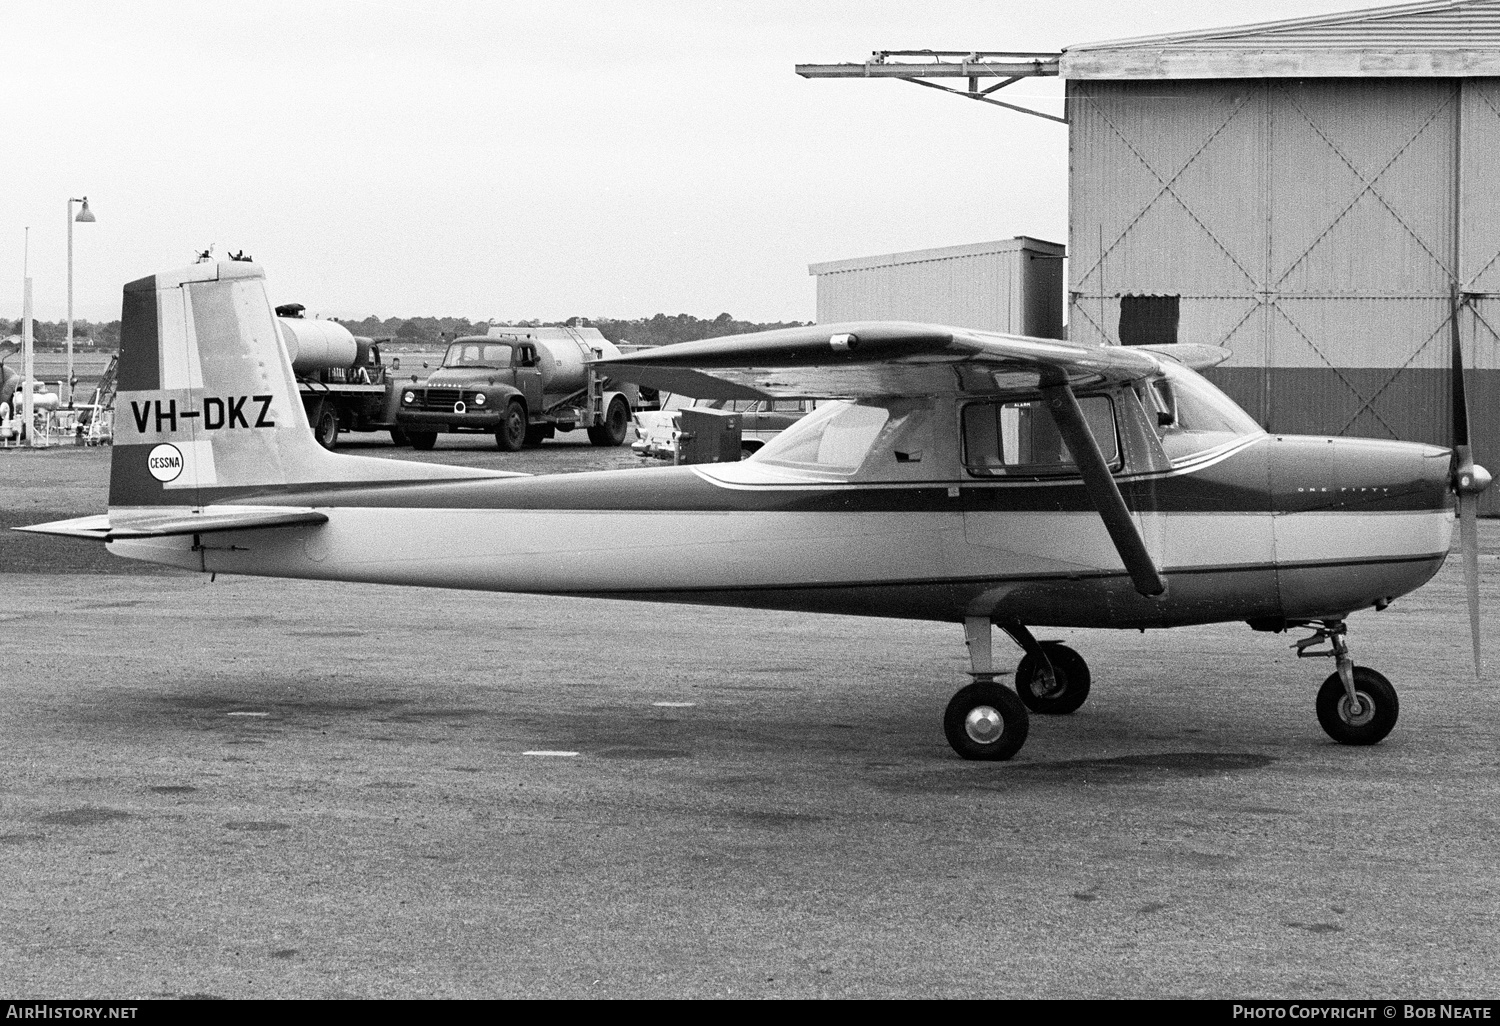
1339 691 1375 727
965 706 1005 745
1035 669 1064 699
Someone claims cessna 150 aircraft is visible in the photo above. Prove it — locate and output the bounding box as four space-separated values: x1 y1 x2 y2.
20 261 1493 760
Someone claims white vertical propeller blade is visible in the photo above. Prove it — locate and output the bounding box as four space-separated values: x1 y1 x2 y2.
1459 489 1482 676
1449 303 1489 678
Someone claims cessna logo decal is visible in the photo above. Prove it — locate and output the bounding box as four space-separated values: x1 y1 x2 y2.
129 396 275 433
147 443 184 482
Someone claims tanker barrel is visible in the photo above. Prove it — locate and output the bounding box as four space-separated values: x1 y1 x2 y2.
533 333 623 393
277 317 361 374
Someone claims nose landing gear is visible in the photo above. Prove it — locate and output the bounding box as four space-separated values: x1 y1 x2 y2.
1296 621 1400 745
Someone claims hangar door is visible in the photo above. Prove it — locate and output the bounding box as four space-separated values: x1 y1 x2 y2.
1068 77 1500 512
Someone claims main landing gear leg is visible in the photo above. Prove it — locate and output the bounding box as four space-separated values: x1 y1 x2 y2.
1296 620 1400 746
942 618 1029 761
1001 622 1092 715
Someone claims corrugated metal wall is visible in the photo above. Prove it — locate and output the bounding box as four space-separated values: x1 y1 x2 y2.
811 238 1065 338
1069 76 1500 512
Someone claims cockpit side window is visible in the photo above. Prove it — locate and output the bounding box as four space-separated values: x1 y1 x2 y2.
962 396 1120 477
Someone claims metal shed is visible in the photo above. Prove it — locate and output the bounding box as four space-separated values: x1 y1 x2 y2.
1063 0 1500 511
808 236 1066 338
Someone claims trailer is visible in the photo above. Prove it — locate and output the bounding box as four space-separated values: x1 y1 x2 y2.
276 307 406 449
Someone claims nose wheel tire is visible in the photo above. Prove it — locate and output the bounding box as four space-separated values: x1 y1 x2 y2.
1015 642 1092 715
407 431 438 451
944 682 1029 761
1315 667 1398 746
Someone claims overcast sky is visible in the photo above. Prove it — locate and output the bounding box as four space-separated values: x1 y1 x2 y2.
4 0 1387 324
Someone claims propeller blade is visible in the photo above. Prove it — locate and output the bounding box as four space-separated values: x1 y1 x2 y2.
1449 297 1485 676
1451 295 1471 448
1459 490 1482 677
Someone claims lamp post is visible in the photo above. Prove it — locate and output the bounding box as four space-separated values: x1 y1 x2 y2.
66 196 96 406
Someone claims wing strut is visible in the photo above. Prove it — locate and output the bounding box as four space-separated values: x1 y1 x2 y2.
1041 382 1166 598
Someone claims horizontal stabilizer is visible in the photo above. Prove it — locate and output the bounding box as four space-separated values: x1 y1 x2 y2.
17 506 329 542
14 515 114 540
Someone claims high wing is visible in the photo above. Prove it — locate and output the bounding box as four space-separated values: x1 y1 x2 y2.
599 322 1237 600
597 321 1189 400
17 506 329 542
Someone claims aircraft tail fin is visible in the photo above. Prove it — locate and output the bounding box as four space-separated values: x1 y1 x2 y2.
108 261 506 508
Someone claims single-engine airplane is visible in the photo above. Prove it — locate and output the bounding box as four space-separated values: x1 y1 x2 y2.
19 261 1494 760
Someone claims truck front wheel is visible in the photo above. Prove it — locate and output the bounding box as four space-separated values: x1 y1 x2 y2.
588 395 630 447
496 401 527 451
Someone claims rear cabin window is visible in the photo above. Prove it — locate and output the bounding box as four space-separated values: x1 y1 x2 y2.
755 401 890 474
962 396 1119 476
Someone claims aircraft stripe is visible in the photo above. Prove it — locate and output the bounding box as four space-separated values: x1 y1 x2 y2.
155 452 1447 516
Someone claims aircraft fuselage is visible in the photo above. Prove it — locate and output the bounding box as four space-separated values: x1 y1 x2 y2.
108 429 1454 631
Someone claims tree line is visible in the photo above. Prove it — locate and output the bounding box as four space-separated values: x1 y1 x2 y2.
4 312 810 351
334 312 809 348
0 318 121 347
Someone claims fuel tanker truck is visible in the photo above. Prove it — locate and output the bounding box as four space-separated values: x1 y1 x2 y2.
394 326 639 451
275 307 407 449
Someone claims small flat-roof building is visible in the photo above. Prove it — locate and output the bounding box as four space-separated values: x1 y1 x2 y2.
809 236 1065 338
1062 0 1500 510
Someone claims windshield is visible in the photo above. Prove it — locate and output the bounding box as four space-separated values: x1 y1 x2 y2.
1148 362 1262 461
754 400 890 474
443 341 512 369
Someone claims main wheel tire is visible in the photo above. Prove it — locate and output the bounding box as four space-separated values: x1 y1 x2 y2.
496 401 527 451
943 682 1030 761
1316 667 1398 745
588 395 630 447
1015 642 1092 715
389 427 409 446
408 431 438 451
312 403 340 450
